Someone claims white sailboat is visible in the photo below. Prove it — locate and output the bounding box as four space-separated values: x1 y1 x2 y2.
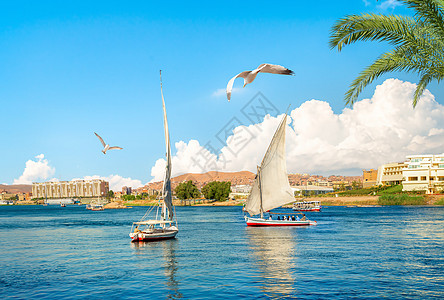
244 112 317 226
129 71 178 242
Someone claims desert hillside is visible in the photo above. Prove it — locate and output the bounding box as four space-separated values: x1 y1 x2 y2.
0 184 32 194
144 171 256 191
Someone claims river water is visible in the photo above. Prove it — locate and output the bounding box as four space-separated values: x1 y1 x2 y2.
0 205 443 299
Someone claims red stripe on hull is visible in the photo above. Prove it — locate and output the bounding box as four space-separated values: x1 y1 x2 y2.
247 222 311 227
132 235 176 242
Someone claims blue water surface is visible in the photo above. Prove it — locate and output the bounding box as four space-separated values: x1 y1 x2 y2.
0 205 443 299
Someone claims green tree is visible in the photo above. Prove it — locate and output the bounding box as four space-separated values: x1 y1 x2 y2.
107 190 114 199
202 181 231 201
122 194 136 201
352 181 362 190
330 0 444 107
174 181 200 200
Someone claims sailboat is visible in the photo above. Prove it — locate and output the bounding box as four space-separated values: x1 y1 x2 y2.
244 112 317 226
129 71 179 242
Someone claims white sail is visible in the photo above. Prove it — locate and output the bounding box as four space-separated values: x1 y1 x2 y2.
160 71 174 221
244 114 295 216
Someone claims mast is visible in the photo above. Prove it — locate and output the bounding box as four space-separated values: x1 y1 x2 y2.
258 165 263 219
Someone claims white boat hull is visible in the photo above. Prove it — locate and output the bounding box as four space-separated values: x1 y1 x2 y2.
245 216 317 227
129 226 178 242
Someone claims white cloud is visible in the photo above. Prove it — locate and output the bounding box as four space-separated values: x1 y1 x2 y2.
362 0 371 6
150 78 444 179
13 154 56 184
73 175 143 192
378 0 401 10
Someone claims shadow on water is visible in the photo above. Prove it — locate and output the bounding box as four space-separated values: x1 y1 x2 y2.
245 226 298 299
131 240 183 299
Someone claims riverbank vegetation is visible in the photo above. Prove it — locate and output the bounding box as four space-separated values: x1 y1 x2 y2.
201 181 231 201
378 194 426 206
175 181 200 200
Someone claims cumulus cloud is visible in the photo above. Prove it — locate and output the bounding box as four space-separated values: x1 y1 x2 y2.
74 175 143 192
13 154 56 184
378 0 401 10
150 78 444 179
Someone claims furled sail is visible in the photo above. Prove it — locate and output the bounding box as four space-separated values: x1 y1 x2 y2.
160 71 174 221
244 114 295 216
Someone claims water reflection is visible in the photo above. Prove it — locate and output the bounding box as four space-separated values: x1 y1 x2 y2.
246 227 297 298
131 240 182 299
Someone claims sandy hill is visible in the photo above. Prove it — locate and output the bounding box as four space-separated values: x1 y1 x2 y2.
144 171 256 191
173 171 255 184
142 170 362 192
0 184 32 194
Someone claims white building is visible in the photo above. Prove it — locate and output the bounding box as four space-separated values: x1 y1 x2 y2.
377 162 405 186
402 154 444 194
231 184 252 193
32 179 109 199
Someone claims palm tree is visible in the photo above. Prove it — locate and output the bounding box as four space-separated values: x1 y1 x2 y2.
330 0 444 107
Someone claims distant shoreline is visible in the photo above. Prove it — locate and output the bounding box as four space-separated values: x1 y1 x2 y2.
8 195 444 207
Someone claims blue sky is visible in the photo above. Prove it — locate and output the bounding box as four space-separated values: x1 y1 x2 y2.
2 0 444 189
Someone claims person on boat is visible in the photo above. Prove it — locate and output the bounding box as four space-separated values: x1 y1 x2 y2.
268 215 272 220
301 214 306 221
277 216 281 220
134 226 140 233
296 215 300 221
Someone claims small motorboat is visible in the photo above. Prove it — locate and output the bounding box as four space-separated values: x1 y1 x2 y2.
89 204 104 211
293 200 321 212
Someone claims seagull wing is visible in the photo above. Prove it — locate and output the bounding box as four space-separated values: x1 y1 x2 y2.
226 71 251 101
94 132 106 147
256 63 294 75
108 146 123 151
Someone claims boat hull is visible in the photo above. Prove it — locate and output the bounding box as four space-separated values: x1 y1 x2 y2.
245 216 317 227
293 208 321 212
129 228 178 242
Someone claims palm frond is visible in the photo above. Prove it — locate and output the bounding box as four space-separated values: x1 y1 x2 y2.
413 73 434 107
330 1 444 107
344 45 442 106
402 0 444 38
329 14 415 51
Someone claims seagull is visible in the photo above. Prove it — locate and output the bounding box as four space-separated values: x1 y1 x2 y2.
94 132 123 154
226 63 294 101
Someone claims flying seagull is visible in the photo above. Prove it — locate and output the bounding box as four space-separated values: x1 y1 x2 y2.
94 132 123 154
226 63 294 101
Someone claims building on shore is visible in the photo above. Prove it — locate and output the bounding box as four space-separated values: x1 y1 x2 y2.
402 154 444 194
0 191 17 201
231 184 252 194
32 179 109 199
122 186 132 195
362 169 378 188
377 162 405 186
